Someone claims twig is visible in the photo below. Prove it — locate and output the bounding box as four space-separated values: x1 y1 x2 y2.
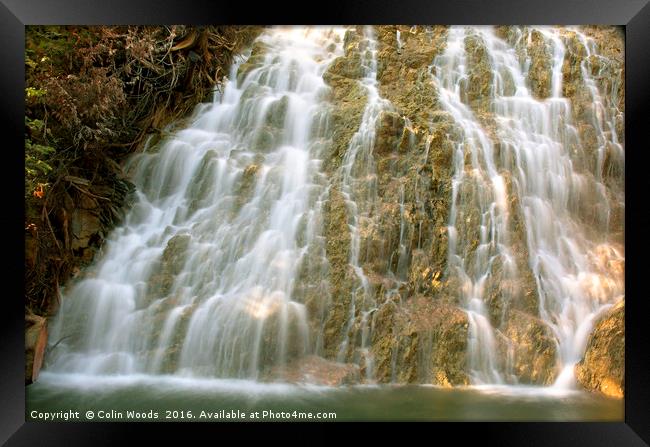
69 182 111 201
45 333 75 355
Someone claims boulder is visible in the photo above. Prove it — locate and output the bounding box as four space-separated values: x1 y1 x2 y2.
575 300 624 398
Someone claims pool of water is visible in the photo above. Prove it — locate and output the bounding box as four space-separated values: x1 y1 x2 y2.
26 372 623 422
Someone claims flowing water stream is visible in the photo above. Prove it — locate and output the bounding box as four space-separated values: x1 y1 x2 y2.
430 26 624 387
336 26 397 381
31 25 624 420
47 26 346 378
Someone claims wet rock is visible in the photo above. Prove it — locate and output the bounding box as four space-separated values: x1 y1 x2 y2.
370 300 413 382
575 299 624 398
147 234 191 300
463 33 493 112
322 28 366 89
580 26 625 116
265 355 360 385
237 41 271 84
162 234 191 275
370 297 470 386
322 31 368 172
559 27 625 230
376 25 447 100
321 188 355 358
374 110 405 155
482 173 540 325
414 299 470 386
264 95 289 129
498 310 559 385
526 30 552 99
251 126 278 151
243 163 260 177
25 313 48 384
323 53 363 86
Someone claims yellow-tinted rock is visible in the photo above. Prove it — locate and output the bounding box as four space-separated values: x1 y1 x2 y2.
575 299 624 398
498 310 559 385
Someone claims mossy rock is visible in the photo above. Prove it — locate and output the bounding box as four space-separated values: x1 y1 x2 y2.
374 110 405 156
237 41 271 85
146 234 191 302
463 33 493 113
526 29 552 99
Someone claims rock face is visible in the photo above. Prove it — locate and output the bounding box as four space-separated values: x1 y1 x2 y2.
575 300 625 398
68 194 101 251
313 25 624 387
498 311 559 385
25 313 48 384
318 25 478 385
370 297 470 386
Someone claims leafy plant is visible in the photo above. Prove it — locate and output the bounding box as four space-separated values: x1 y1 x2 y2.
25 116 55 197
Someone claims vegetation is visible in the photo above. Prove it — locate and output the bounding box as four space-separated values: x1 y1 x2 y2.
25 25 260 316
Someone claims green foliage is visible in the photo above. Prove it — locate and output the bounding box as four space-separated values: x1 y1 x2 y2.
25 116 54 196
25 140 54 177
25 87 46 98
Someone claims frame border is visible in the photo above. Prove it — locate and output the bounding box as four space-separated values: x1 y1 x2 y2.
3 0 648 444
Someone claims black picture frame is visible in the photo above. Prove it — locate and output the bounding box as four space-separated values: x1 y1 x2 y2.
3 0 649 444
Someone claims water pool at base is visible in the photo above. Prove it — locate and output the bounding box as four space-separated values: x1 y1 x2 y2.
26 372 622 422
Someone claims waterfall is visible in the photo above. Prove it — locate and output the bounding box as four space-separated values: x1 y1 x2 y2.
336 26 394 380
431 26 513 384
430 26 624 387
47 26 346 379
42 25 623 391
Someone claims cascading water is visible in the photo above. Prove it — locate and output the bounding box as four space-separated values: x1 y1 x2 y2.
431 27 514 384
40 25 623 394
336 26 395 380
47 27 346 379
430 26 624 387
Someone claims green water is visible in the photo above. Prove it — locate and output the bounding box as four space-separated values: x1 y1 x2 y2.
26 372 623 422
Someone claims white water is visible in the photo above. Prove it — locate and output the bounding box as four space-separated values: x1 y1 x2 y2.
431 27 514 384
430 26 624 387
336 26 395 380
48 27 346 379
44 25 623 392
